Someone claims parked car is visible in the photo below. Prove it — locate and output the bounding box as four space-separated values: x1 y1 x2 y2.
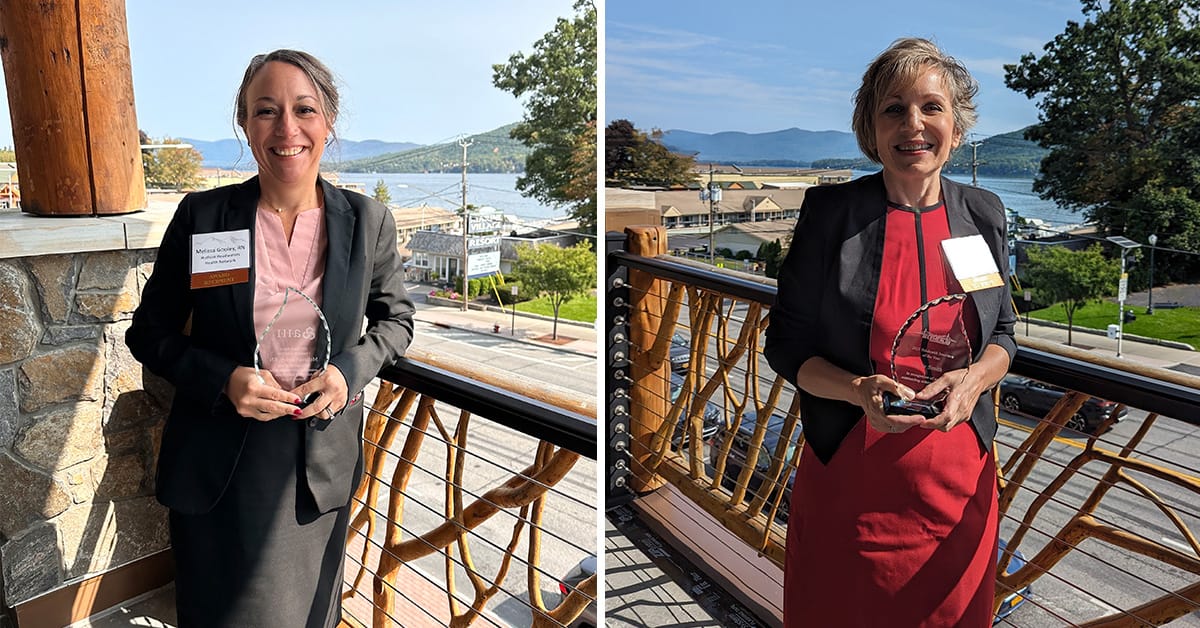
999 375 1127 434
995 539 1033 624
669 332 690 373
558 554 596 628
707 408 801 522
668 372 723 448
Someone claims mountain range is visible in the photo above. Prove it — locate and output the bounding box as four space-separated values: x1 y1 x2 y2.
183 123 526 173
183 137 423 169
659 127 1048 176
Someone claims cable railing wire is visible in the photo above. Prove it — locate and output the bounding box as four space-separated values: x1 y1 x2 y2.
362 403 597 512
357 432 596 558
344 500 587 627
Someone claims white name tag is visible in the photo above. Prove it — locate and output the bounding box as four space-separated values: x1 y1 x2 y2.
191 229 251 289
941 235 1003 292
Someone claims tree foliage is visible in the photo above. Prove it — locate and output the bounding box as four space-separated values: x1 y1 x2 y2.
605 119 697 187
756 239 785 279
513 241 597 339
1024 244 1120 345
493 0 597 233
141 135 202 191
372 179 391 205
1004 0 1200 279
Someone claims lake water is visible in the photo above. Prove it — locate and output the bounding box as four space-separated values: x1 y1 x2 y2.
333 172 565 221
333 171 1087 232
850 170 1089 230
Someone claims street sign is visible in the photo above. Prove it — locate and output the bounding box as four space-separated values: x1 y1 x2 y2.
467 250 500 278
467 215 500 234
1118 273 1128 301
468 235 501 250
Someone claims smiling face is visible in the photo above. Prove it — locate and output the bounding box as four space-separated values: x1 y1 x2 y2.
241 61 330 190
873 66 962 187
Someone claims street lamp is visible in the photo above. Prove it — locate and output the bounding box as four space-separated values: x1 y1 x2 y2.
510 284 519 336
1106 235 1141 358
1146 234 1157 315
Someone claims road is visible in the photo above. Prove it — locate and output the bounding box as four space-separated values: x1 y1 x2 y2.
355 317 598 627
410 319 597 398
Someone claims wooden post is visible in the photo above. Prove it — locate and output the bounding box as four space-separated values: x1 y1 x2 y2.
625 225 669 493
0 0 146 216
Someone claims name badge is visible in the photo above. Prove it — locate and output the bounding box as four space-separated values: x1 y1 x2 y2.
191 229 251 289
941 235 1004 292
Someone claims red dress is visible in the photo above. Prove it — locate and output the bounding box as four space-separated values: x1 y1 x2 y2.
784 203 999 627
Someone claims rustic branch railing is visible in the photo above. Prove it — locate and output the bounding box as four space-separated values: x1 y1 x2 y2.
342 348 597 628
608 232 1200 626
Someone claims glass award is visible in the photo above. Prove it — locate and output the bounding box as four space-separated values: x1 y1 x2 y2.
254 287 331 391
882 293 973 417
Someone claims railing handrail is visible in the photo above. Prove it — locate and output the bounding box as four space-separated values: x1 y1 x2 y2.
608 249 1200 424
379 358 598 459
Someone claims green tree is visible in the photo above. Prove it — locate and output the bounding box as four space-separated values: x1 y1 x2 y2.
142 136 202 191
605 119 696 187
372 179 391 205
0 147 15 162
1004 0 1200 278
757 239 785 279
493 0 597 233
1024 244 1121 346
513 241 597 339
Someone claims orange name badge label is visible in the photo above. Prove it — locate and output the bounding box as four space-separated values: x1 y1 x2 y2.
191 229 251 289
941 235 1003 292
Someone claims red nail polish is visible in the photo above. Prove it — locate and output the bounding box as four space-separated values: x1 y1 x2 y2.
294 398 303 404
293 409 303 416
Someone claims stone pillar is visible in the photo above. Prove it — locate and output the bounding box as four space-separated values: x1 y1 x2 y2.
0 0 146 216
625 226 669 493
0 250 168 612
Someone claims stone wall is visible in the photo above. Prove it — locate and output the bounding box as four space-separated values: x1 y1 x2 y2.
0 249 169 607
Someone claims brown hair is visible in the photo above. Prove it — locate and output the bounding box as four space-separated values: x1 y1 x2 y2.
234 49 339 139
851 38 978 163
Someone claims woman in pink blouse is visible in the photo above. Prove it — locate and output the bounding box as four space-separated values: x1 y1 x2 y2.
127 50 414 627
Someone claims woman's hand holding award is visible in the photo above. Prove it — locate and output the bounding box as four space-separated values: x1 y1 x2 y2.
254 286 332 403
882 293 973 418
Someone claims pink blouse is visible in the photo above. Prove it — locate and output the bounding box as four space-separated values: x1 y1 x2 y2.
253 207 328 390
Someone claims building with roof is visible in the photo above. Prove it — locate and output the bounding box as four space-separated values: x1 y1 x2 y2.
712 219 797 256
390 206 460 258
407 227 584 283
656 188 808 228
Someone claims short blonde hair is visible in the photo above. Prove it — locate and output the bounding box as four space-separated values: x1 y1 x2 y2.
851 38 978 163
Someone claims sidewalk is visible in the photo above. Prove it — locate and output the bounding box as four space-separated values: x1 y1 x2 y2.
414 300 597 358
1017 314 1200 374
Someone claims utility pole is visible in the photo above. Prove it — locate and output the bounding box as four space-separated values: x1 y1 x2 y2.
700 164 721 264
459 137 473 312
968 140 984 187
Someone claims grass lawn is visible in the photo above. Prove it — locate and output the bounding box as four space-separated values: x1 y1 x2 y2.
513 293 597 324
1029 301 1200 348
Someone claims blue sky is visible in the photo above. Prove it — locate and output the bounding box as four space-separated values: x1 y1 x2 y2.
606 0 1091 139
0 1 575 146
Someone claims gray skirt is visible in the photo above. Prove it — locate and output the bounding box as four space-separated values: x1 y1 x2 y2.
169 416 349 628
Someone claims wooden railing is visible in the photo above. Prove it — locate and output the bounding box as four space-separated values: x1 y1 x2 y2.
341 348 597 628
608 226 1200 626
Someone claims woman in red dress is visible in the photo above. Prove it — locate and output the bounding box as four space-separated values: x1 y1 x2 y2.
765 38 1017 627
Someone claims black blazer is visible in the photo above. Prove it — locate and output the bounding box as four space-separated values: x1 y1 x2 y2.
764 173 1016 464
127 177 415 514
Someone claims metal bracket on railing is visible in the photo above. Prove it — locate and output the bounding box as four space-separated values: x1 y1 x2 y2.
606 232 635 506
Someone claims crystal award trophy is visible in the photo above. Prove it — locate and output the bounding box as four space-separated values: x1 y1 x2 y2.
881 293 973 417
254 287 331 392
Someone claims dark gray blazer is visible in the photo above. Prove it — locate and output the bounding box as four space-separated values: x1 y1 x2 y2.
764 173 1016 464
127 176 414 514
